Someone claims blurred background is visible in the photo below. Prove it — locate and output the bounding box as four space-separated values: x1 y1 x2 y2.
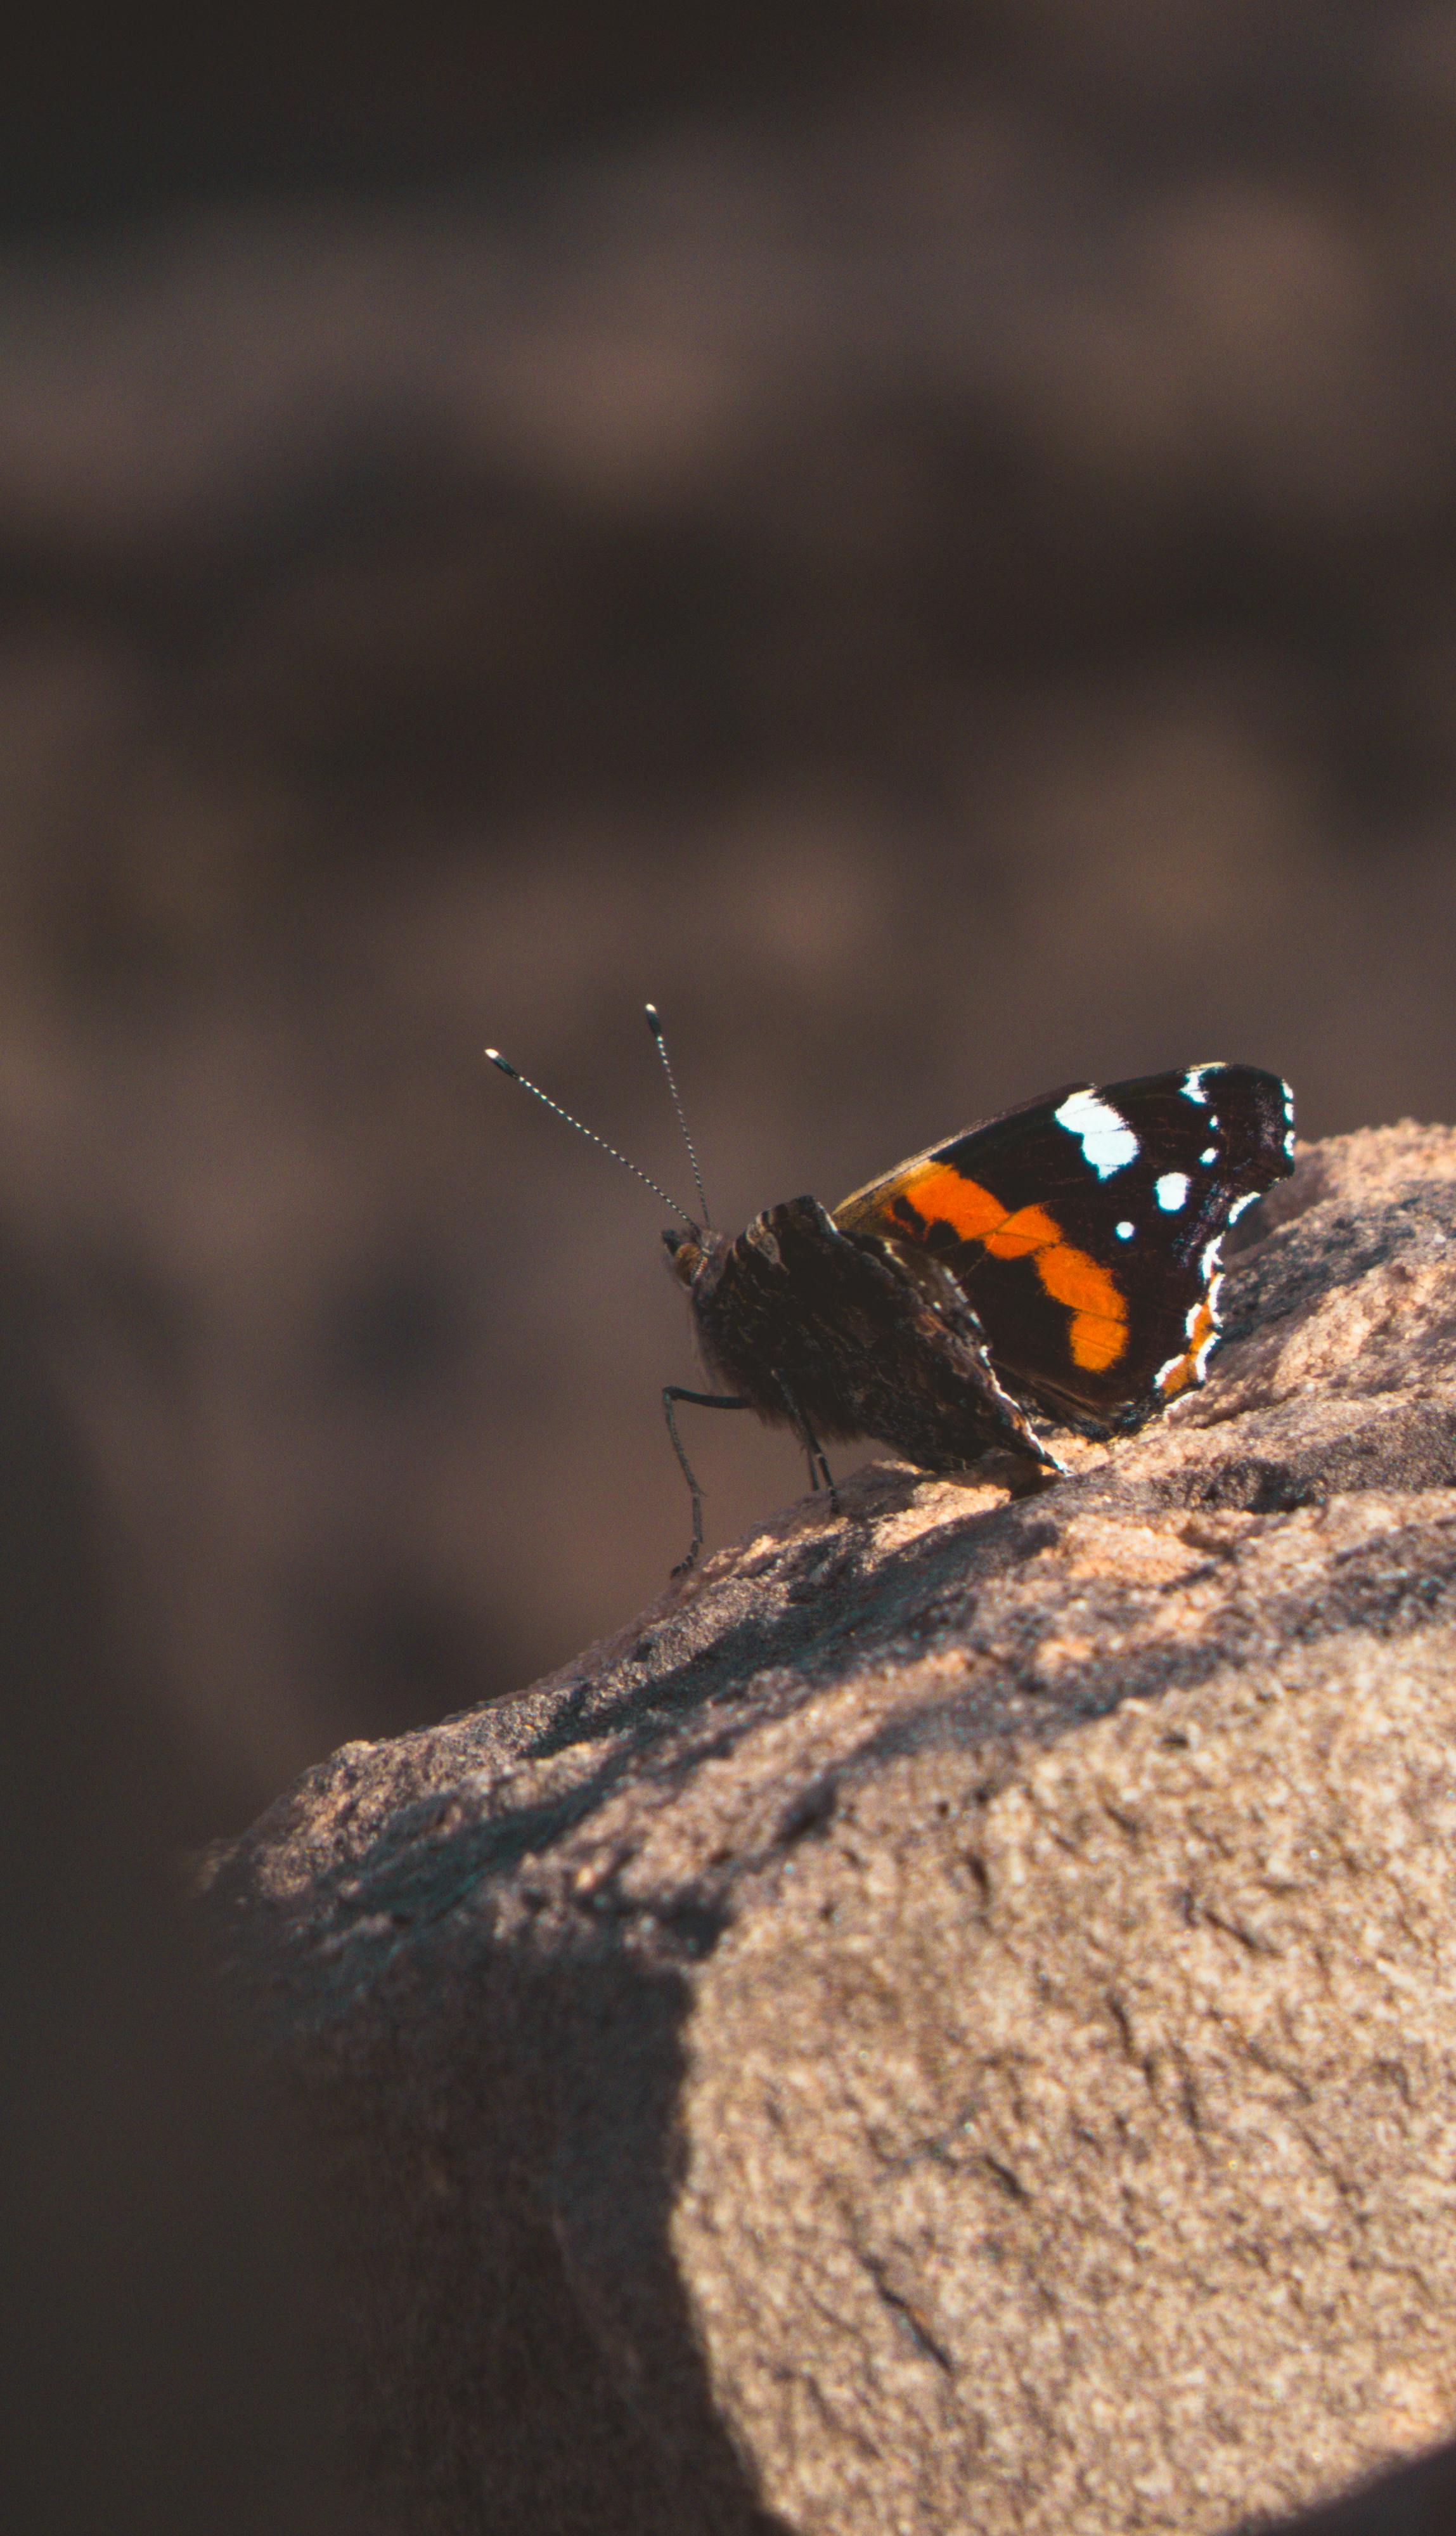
6 0 1456 1837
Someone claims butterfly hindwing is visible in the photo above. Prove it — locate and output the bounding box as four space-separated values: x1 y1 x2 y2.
834 1064 1295 1433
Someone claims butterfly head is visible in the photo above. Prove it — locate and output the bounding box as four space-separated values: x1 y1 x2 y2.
662 1223 728 1295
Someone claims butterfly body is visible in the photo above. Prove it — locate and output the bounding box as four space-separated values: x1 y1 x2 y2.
664 1064 1295 1541
664 1197 1054 1476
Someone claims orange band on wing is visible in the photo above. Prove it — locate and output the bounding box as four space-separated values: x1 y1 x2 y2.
1034 1243 1124 1322
1064 1296 1129 1371
903 1165 1009 1243
900 1165 1128 1374
984 1203 1062 1258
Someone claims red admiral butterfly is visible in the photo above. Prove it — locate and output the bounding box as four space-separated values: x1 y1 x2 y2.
487 1019 1294 1570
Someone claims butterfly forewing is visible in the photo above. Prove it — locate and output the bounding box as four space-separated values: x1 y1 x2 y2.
834 1064 1295 1432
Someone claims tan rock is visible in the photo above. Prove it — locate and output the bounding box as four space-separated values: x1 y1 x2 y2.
204 1125 1456 2535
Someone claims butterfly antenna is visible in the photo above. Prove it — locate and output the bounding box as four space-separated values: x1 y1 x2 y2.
644 1003 712 1227
485 1049 697 1229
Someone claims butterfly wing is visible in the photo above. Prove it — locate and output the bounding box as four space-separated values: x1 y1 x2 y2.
834 1064 1295 1432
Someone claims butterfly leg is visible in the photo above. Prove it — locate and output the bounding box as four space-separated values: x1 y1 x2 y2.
662 1387 751 1574
774 1377 839 1511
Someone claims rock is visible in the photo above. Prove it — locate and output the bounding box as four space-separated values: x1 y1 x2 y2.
203 1123 1456 2536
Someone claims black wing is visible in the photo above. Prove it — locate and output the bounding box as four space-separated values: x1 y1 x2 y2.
834 1063 1295 1432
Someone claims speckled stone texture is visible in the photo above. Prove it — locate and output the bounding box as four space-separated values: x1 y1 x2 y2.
204 1123 1456 2536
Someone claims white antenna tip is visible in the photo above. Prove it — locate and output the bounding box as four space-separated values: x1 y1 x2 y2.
484 1049 516 1075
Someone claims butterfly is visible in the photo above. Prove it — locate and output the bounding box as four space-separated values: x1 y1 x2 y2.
487 1027 1295 1571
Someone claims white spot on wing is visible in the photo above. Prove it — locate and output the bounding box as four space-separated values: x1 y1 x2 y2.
1054 1088 1139 1178
1115 1219 1134 1239
1181 1062 1225 1105
1200 1144 1218 1165
1156 1171 1190 1212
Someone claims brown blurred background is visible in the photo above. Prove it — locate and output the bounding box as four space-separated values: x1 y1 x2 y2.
6 0 1456 1836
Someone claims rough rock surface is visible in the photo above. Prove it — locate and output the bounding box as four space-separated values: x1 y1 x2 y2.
204 1123 1456 2536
